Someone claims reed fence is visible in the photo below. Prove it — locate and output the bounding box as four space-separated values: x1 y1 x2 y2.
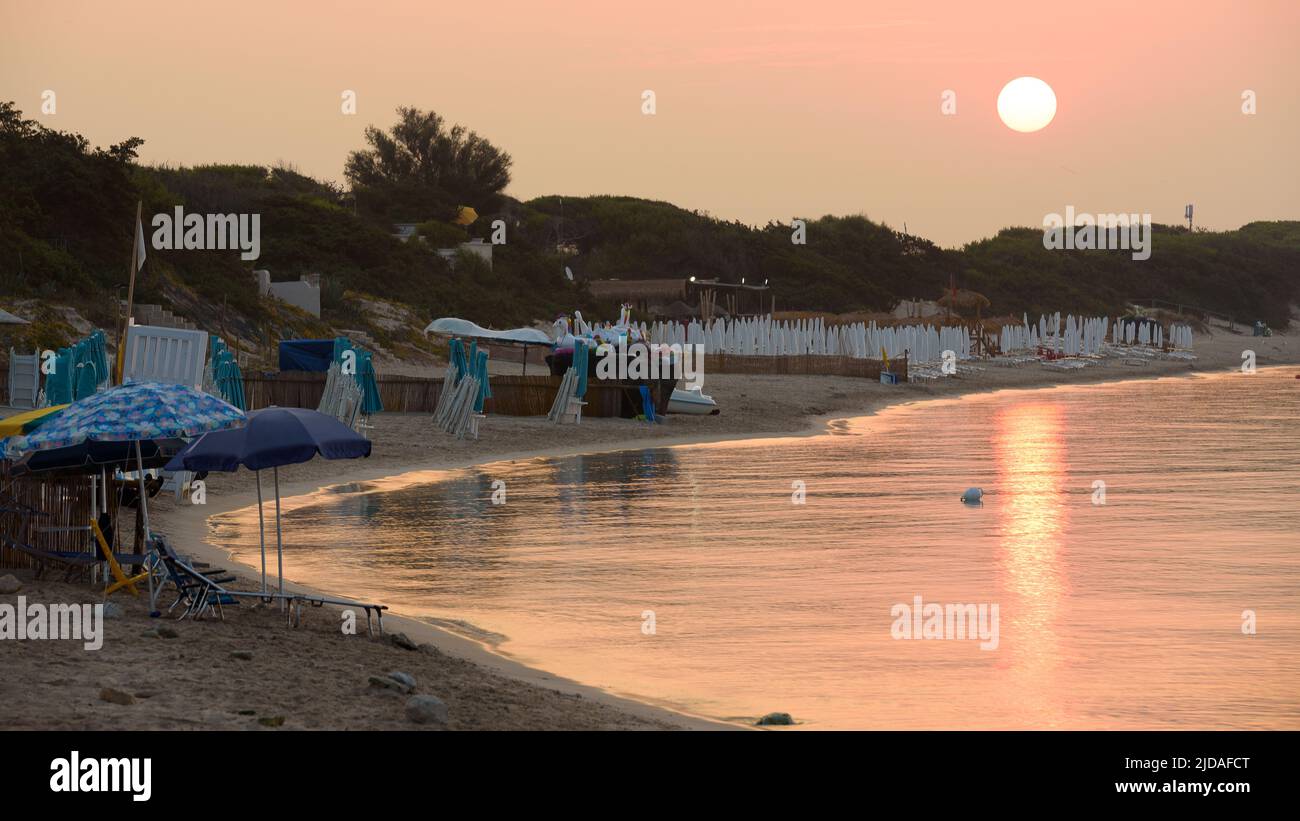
240 372 642 417
0 463 97 572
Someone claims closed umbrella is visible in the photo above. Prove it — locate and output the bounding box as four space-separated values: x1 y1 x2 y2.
165 407 371 600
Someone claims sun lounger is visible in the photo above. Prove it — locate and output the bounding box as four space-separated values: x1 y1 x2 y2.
150 536 387 634
547 367 587 424
288 593 387 637
1 534 144 581
1 534 99 581
151 536 284 622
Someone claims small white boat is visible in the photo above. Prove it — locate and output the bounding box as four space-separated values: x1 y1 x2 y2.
667 387 719 415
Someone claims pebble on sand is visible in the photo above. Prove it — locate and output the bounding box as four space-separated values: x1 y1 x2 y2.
756 712 795 726
369 675 413 694
99 688 136 706
390 632 419 651
387 671 417 689
405 695 449 725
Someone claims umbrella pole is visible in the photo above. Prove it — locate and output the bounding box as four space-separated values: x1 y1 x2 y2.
256 470 267 595
90 474 98 585
136 441 157 612
274 465 284 610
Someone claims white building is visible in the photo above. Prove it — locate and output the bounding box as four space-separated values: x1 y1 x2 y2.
256 269 321 317
391 224 494 269
436 238 493 268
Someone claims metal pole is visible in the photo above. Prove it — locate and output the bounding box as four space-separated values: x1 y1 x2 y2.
117 201 143 385
136 440 157 611
89 474 98 585
256 470 267 594
274 465 284 609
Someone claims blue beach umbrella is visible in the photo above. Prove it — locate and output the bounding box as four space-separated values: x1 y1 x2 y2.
4 381 246 609
165 407 371 597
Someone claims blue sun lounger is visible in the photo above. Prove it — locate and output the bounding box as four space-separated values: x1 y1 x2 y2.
150 536 387 635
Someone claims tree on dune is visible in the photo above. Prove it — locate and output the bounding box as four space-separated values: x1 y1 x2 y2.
344 107 513 223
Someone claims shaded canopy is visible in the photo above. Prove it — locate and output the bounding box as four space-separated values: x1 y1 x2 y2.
8 437 186 477
165 407 370 473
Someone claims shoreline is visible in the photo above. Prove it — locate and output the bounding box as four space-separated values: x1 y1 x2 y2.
147 332 1299 729
5 331 1295 729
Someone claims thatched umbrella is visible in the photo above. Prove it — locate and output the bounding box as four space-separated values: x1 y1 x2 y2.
657 300 698 320
937 289 991 313
938 289 993 353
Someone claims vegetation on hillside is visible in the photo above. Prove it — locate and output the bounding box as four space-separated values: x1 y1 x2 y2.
521 194 1299 326
2 99 1297 362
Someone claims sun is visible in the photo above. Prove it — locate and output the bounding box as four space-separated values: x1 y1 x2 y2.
997 77 1057 133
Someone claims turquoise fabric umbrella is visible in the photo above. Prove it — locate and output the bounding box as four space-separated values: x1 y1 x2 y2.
207 337 247 411
332 337 384 414
573 339 589 398
449 338 468 381
357 350 383 414
44 348 73 405
472 349 491 413
42 330 110 405
74 361 98 400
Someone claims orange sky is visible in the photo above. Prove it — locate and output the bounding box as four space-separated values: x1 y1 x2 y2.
2 0 1296 246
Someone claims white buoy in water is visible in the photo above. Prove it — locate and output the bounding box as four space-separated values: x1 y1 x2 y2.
961 487 983 504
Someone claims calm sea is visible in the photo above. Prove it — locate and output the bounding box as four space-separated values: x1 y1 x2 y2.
211 369 1300 728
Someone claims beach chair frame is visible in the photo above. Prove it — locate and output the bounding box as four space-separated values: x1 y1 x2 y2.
150 536 387 634
90 519 149 597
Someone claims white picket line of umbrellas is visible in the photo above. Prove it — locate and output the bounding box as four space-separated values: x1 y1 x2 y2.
645 316 973 364
1000 314 1195 354
600 312 1195 369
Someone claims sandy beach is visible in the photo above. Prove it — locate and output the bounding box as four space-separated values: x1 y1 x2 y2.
3 328 1296 730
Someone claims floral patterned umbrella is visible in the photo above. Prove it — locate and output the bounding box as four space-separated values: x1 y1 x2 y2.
4 381 245 458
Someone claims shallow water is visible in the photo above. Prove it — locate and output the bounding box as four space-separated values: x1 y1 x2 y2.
212 370 1300 728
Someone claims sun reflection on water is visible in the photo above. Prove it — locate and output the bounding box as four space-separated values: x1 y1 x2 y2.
994 402 1070 725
